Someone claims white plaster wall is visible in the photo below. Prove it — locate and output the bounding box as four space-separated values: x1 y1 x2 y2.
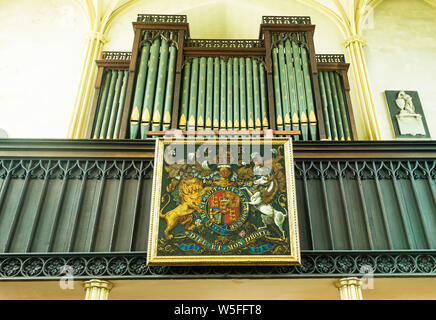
364 0 436 140
0 0 87 138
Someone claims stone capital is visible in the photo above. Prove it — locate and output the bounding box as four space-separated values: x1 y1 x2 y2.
86 31 109 44
83 279 113 300
335 277 363 300
344 35 367 48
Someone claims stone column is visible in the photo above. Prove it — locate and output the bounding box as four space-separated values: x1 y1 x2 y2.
335 277 363 300
84 279 113 300
344 35 381 140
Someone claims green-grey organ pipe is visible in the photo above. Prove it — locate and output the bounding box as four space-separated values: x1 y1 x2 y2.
220 59 227 129
293 44 307 141
323 71 338 140
259 63 269 129
239 57 247 129
252 59 262 130
292 40 306 140
205 57 214 130
334 72 351 141
114 70 129 139
179 61 191 130
188 58 199 131
100 70 118 139
300 45 317 140
93 70 112 139
130 32 150 139
151 36 170 132
162 34 178 131
106 70 124 138
318 71 332 140
272 40 284 131
213 57 220 130
197 57 207 130
329 71 345 140
233 58 240 130
246 57 254 130
278 39 291 131
285 39 299 133
140 36 160 138
227 58 233 130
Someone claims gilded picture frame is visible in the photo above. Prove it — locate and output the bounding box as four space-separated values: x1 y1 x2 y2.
147 138 300 266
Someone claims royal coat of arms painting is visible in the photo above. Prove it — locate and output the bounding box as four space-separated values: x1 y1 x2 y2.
147 138 300 266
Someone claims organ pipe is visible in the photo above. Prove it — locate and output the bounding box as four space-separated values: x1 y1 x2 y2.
129 32 150 139
162 33 178 131
140 36 160 138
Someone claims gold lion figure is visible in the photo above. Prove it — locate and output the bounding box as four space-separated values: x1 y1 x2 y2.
160 177 211 239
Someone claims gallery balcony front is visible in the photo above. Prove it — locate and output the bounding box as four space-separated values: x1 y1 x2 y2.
0 138 435 280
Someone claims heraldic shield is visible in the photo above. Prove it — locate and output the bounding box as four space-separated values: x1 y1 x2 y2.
147 138 300 266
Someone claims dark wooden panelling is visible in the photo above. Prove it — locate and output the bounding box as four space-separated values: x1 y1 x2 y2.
0 141 435 254
341 175 372 250
378 179 410 249
294 179 311 250
301 178 333 250
360 178 390 250
324 179 350 250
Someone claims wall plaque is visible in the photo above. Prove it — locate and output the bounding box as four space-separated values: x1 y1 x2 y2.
147 138 300 266
385 90 431 139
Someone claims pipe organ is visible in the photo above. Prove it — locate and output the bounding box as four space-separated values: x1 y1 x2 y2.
87 14 357 141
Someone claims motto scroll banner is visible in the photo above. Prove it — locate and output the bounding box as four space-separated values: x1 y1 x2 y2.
147 138 300 265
